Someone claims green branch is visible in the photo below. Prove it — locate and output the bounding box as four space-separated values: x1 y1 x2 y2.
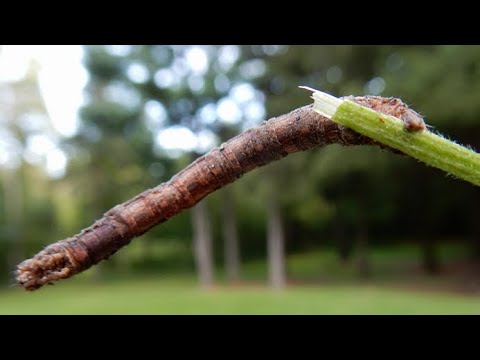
302 87 480 187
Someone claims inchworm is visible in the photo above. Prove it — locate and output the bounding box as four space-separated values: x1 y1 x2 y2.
15 96 424 290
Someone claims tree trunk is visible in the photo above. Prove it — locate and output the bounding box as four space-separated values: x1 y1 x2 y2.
2 168 24 273
417 176 440 275
192 200 215 288
267 182 286 289
421 237 439 274
356 201 370 279
469 190 480 264
334 210 352 264
221 186 241 282
470 225 480 261
90 165 106 282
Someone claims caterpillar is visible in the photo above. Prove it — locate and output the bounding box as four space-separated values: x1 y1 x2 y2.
16 95 421 291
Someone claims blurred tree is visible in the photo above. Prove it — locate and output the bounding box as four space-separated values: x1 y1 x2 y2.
265 165 286 288
0 59 51 273
255 45 480 277
1 167 23 272
377 45 480 271
191 200 214 287
5 44 480 291
220 184 240 281
79 45 269 285
247 45 388 281
78 46 146 278
68 45 480 284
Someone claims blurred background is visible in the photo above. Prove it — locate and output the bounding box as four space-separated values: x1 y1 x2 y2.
1 45 480 314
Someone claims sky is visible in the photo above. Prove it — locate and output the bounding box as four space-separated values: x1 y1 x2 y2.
0 45 87 137
0 45 87 178
0 45 265 178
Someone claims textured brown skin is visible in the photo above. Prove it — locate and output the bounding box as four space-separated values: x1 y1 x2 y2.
16 97 423 291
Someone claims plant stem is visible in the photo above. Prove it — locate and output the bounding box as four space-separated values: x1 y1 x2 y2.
307 87 480 187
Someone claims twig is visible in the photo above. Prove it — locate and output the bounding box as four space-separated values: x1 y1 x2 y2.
307 87 480 187
16 96 420 291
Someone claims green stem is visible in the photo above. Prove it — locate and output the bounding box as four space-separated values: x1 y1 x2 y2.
305 87 480 187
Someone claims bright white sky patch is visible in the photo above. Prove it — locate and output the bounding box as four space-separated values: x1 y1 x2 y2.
104 82 142 109
217 98 242 124
217 45 240 71
0 46 31 82
154 125 217 156
26 134 56 155
198 103 217 125
230 83 255 104
196 129 217 153
145 100 167 121
24 133 66 178
154 68 175 88
0 45 269 173
126 62 149 83
244 101 265 122
17 112 49 133
46 148 67 179
105 45 132 57
144 100 167 131
155 125 197 152
24 134 57 167
0 45 86 177
185 47 208 75
34 45 88 137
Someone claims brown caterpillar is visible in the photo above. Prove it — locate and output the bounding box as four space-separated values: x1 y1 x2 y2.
16 95 422 291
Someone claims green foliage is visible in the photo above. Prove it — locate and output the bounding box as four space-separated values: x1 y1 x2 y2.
62 45 480 260
3 45 480 282
80 101 141 133
380 45 480 127
83 47 125 80
290 193 335 230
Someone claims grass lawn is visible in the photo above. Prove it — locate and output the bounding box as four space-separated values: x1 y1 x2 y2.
1 243 479 314
1 276 479 314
